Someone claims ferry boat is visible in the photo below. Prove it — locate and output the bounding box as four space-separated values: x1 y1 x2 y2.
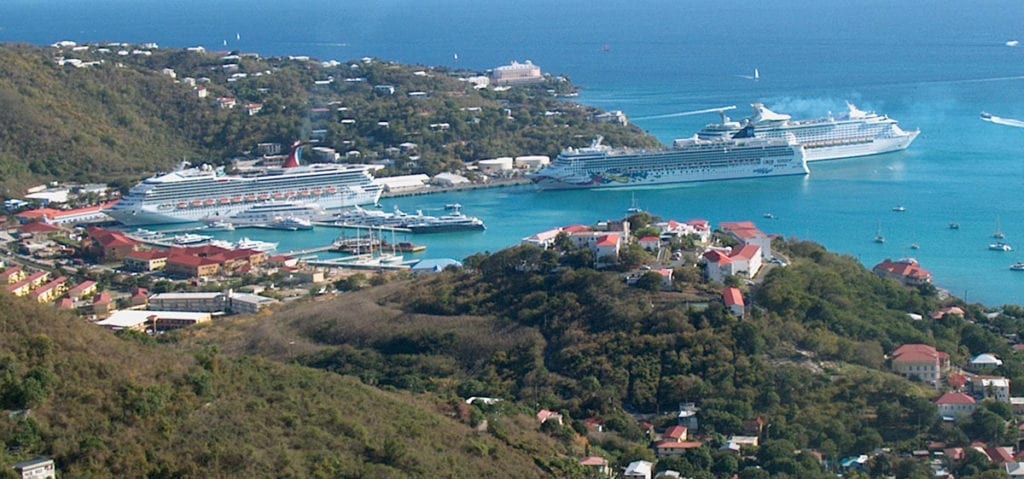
696 103 919 162
105 143 383 225
531 134 807 190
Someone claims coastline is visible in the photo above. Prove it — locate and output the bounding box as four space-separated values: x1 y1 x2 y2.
379 177 532 199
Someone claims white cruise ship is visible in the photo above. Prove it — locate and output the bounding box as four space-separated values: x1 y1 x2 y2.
697 103 919 162
106 144 382 225
531 135 807 190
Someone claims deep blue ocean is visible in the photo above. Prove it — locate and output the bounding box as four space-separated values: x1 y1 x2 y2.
4 0 1024 305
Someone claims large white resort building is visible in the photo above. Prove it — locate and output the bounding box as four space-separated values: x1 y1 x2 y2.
491 60 544 85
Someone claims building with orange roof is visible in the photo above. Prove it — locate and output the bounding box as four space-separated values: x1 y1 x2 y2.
723 287 745 317
663 425 688 442
873 258 932 287
84 227 140 260
31 276 68 303
654 440 703 457
703 244 762 283
16 200 116 225
57 297 75 310
0 266 26 285
7 271 50 297
165 255 221 279
579 456 611 477
720 221 772 259
123 250 169 272
936 392 976 420
891 344 949 385
66 280 97 300
16 221 65 239
92 292 113 317
638 236 661 251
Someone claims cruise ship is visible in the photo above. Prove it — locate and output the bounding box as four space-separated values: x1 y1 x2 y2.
105 144 383 225
697 103 919 162
531 134 807 190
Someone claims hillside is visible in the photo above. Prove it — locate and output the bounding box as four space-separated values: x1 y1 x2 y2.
0 293 574 478
0 43 659 195
179 239 1024 478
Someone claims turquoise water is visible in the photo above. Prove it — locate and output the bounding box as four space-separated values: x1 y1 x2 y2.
4 0 1024 305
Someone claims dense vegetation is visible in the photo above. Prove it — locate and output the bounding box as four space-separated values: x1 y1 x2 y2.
206 239 1024 478
0 294 576 478
0 43 658 195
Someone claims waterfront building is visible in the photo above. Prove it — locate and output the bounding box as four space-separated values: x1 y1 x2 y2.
477 157 514 175
873 258 932 287
373 174 430 193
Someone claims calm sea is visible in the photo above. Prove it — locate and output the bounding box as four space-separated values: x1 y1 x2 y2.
4 0 1024 305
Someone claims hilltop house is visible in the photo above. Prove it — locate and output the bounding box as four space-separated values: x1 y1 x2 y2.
720 221 772 259
936 392 977 420
873 258 932 287
703 244 762 283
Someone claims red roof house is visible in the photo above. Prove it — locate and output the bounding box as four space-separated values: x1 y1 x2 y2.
873 258 932 287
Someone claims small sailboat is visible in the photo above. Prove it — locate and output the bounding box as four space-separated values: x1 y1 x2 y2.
892 205 906 212
626 193 643 214
874 222 885 244
994 217 1006 239
990 242 1013 252
236 32 241 41
753 68 760 81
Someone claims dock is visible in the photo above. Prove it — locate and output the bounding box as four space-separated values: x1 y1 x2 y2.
311 221 411 233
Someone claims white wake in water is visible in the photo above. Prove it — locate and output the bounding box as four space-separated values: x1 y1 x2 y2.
982 113 1024 128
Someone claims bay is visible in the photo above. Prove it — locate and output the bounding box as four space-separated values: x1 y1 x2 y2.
3 0 1024 305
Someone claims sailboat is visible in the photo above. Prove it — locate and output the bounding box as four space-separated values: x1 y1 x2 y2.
874 221 885 244
626 193 643 214
753 68 760 81
994 216 1006 239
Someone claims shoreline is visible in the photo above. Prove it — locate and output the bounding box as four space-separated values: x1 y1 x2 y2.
379 177 532 199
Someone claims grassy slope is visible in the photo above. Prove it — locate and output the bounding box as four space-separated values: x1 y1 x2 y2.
0 292 560 478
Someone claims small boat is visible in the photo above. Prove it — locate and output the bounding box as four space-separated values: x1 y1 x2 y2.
394 242 426 253
949 222 960 230
892 205 906 212
444 203 463 211
910 243 920 250
258 194 271 200
173 233 212 245
1007 40 1020 47
231 197 244 203
994 216 1005 239
990 242 1013 252
1011 262 1024 271
874 221 885 244
219 198 231 204
763 212 776 219
203 199 216 206
177 202 188 209
266 217 314 231
626 193 643 214
244 195 257 202
205 220 235 231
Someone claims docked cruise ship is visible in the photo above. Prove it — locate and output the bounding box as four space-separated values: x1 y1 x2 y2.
531 134 807 190
697 103 919 162
106 145 383 225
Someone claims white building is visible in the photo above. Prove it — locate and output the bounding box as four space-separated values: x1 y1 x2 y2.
373 174 430 193
491 60 544 85
514 155 550 171
623 460 653 479
477 157 514 175
96 310 212 332
12 458 56 479
431 173 470 187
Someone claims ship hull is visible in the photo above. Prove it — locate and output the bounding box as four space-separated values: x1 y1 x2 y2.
107 187 381 226
532 148 808 191
803 130 920 162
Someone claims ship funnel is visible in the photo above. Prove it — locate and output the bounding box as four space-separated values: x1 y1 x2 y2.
284 141 304 168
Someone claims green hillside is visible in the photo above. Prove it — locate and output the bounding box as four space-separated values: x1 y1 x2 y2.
0 293 574 478
0 43 659 196
185 239 1024 478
